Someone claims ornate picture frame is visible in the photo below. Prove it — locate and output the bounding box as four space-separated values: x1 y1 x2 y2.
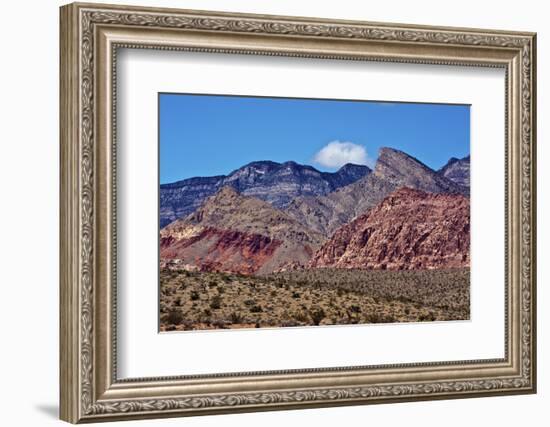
60 2 536 423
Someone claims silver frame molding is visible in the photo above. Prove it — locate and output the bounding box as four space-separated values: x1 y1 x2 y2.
60 2 536 423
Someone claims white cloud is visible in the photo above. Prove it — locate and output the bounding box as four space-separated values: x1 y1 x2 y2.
313 141 371 169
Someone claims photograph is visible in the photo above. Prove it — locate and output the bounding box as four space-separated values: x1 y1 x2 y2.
158 94 471 331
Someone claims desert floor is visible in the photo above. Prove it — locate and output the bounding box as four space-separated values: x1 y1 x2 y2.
159 267 470 331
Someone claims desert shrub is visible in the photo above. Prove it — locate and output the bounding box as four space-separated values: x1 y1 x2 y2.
292 311 308 323
384 315 397 323
212 320 228 329
281 321 300 327
309 307 326 326
165 309 183 325
190 291 200 301
203 308 211 316
346 311 360 324
365 313 396 324
198 313 212 325
174 297 182 307
182 321 195 331
249 305 263 313
216 285 225 294
365 313 383 324
291 291 301 299
243 299 256 307
230 312 245 324
349 304 361 313
419 312 437 322
208 280 217 288
209 295 222 310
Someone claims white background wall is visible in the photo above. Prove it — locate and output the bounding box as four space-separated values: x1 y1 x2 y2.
0 0 545 426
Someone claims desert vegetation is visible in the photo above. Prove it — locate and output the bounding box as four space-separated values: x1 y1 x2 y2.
159 267 470 331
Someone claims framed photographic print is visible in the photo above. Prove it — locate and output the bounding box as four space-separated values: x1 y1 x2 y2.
60 2 537 423
158 94 472 330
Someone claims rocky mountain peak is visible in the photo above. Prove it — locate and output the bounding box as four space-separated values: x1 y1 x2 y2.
227 160 278 177
207 185 239 202
438 155 470 187
336 163 372 178
339 162 368 171
374 147 432 179
446 157 460 165
373 146 468 195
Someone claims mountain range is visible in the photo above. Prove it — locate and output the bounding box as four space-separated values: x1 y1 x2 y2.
285 147 468 236
160 147 470 275
160 161 371 228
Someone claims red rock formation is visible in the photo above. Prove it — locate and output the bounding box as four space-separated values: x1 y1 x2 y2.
159 187 325 275
309 187 470 270
161 226 282 275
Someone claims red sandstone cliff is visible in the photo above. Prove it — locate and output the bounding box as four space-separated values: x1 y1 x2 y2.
160 186 325 274
309 187 470 270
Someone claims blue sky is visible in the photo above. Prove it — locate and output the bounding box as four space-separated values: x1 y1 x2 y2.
159 93 470 184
